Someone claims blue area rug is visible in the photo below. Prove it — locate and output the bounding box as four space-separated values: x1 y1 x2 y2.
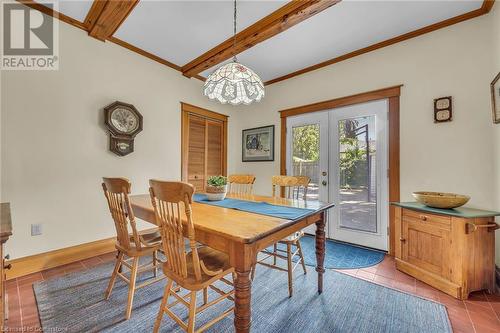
193 193 314 220
284 235 386 269
34 258 451 333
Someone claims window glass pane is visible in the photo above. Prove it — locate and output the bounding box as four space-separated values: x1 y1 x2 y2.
292 124 319 200
338 116 377 233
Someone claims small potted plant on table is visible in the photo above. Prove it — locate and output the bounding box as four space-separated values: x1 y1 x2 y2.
206 175 228 201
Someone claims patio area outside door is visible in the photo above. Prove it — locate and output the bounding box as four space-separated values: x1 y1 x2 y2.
286 99 389 251
329 100 388 251
286 111 329 235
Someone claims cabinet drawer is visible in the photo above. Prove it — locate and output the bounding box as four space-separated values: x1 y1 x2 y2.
403 209 451 229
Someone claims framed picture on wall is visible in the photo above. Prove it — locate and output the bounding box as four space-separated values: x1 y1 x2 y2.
491 72 500 124
242 125 274 162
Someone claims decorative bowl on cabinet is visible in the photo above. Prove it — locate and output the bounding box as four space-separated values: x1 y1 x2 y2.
412 191 470 209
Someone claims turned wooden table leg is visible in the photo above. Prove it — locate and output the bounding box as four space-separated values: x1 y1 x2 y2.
234 269 252 333
315 212 326 294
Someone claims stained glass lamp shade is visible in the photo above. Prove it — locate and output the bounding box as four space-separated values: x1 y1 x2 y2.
203 62 265 105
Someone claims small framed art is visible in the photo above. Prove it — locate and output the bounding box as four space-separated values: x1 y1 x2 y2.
242 125 274 162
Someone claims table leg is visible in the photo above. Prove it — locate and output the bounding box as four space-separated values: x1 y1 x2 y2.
315 213 326 294
234 269 252 333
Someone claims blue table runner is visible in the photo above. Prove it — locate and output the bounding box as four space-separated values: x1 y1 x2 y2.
193 193 314 220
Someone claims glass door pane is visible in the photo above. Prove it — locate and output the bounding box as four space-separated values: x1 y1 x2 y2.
291 124 320 200
338 115 377 233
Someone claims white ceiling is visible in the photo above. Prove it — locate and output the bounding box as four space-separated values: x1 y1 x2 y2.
39 0 93 23
201 0 483 81
38 0 484 83
114 0 286 66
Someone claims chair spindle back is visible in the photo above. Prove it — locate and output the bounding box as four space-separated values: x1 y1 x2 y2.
102 177 142 251
271 175 310 200
228 174 256 195
149 180 202 281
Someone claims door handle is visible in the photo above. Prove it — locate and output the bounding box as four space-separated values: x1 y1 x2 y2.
322 171 327 176
322 180 327 186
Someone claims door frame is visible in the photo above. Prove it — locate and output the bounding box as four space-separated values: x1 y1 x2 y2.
279 85 401 255
180 102 228 184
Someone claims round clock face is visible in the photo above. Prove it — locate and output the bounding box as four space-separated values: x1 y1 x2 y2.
110 108 139 134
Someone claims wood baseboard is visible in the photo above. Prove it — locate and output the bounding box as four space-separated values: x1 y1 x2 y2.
6 237 116 280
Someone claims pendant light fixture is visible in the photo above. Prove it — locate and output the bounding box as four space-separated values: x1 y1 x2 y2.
203 0 265 105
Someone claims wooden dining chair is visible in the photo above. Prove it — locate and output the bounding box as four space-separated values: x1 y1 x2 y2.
252 175 310 297
102 177 164 320
228 174 256 195
149 180 235 333
271 175 310 199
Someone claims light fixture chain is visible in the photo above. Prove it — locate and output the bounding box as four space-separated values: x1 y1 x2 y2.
232 0 237 62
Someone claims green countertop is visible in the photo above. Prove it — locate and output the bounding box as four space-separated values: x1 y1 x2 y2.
391 202 500 218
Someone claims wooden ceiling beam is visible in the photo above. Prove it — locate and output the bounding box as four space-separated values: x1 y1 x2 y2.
181 0 341 78
481 0 495 12
88 0 139 42
84 0 107 31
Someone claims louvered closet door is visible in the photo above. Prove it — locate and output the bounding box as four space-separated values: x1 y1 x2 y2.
184 111 226 193
187 115 206 191
206 120 223 178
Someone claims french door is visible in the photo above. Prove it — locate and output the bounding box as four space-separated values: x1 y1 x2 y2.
286 111 329 235
286 99 389 250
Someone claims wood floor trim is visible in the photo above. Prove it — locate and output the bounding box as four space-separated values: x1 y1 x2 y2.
6 237 116 280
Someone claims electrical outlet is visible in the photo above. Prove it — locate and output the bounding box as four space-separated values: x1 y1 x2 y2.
31 224 42 236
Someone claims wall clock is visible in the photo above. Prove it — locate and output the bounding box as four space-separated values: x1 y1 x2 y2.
104 101 143 156
434 96 452 123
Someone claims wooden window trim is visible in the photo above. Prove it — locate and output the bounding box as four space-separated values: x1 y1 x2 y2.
278 85 401 255
181 103 228 185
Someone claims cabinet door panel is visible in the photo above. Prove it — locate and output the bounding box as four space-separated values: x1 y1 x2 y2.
406 220 450 278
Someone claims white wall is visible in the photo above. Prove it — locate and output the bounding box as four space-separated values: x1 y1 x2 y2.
229 12 499 258
491 4 500 264
1 20 235 259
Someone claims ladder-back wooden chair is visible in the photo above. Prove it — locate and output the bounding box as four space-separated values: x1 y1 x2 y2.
102 177 164 319
253 175 310 297
228 174 256 195
149 180 235 333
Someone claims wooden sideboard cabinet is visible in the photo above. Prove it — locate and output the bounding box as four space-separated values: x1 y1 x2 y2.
0 203 13 329
392 202 500 300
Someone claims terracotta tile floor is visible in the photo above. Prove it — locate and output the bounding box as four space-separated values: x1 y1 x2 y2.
5 253 500 332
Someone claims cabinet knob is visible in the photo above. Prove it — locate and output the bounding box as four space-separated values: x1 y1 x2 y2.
419 215 427 221
3 263 11 270
399 238 406 243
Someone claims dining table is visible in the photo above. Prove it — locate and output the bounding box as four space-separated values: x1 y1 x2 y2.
130 193 334 333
